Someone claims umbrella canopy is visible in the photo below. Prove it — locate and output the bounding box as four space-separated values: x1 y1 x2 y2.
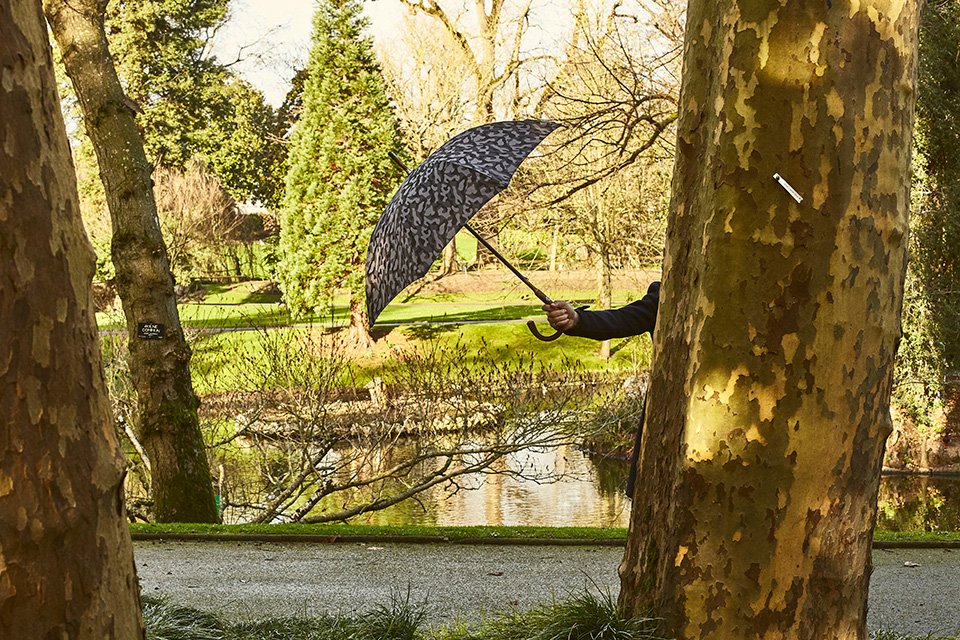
365 119 560 324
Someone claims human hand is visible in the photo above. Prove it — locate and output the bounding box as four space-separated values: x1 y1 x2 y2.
542 300 579 332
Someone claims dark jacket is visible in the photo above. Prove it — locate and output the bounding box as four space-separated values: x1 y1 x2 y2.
566 281 660 340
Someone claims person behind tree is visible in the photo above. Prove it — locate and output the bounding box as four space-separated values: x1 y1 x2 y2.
543 279 661 498
542 280 661 339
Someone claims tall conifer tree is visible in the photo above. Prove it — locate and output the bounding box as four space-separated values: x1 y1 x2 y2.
279 0 403 345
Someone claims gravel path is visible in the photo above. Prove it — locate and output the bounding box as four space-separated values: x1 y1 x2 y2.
134 541 960 637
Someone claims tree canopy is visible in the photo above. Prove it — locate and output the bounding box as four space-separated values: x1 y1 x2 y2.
106 0 285 206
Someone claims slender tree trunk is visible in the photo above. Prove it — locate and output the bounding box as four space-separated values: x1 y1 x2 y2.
598 250 612 359
619 2 921 638
44 0 219 522
549 222 559 271
475 0 498 121
349 296 374 349
0 0 144 634
441 238 460 275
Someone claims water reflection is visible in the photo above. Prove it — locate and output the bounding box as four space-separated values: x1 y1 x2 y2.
303 445 633 528
213 433 959 531
876 474 960 532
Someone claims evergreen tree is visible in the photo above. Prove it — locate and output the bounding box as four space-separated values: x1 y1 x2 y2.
204 78 288 209
107 0 233 167
904 0 960 443
279 0 403 344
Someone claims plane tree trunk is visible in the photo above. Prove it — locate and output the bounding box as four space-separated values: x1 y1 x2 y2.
618 2 922 638
0 0 144 633
44 0 219 522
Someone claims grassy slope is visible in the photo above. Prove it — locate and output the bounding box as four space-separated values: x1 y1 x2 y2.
187 315 652 393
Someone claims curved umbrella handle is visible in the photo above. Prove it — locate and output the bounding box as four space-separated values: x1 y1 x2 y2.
526 304 589 342
526 320 563 342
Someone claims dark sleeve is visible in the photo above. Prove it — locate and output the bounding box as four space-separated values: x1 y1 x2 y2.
566 281 660 341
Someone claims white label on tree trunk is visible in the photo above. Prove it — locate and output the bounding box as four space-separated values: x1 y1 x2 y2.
773 173 803 203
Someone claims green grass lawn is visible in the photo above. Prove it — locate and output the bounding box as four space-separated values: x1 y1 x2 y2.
183 312 652 393
130 522 960 545
96 277 643 331
177 298 651 394
130 523 627 541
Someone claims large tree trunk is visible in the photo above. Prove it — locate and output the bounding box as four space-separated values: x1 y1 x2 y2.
618 2 921 638
44 0 219 522
0 0 144 634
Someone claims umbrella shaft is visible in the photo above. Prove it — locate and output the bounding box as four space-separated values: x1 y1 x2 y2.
464 223 552 305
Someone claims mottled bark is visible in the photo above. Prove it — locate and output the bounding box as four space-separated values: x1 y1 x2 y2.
43 0 218 522
619 2 921 639
0 0 144 635
441 238 460 275
349 297 374 350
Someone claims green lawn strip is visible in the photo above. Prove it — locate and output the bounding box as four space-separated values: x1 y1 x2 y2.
95 276 645 330
188 321 652 393
131 523 960 546
873 529 960 544
130 523 628 542
388 322 651 371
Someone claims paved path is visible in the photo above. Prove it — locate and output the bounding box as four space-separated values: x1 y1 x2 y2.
134 541 960 637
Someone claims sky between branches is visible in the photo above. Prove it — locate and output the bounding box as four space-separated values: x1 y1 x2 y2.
212 0 577 106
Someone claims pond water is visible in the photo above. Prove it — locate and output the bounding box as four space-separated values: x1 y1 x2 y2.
330 445 636 528
262 444 960 531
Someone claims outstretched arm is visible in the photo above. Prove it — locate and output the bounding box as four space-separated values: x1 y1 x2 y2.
542 281 660 341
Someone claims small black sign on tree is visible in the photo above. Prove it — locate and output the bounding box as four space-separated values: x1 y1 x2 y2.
136 322 165 340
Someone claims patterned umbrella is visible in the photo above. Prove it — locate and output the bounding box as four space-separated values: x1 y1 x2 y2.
365 119 561 325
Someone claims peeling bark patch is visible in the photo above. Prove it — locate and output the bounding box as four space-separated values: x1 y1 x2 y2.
619 1 918 638
2 0 145 634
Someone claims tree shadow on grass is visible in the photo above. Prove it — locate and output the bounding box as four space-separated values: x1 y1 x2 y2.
402 324 460 340
392 303 546 325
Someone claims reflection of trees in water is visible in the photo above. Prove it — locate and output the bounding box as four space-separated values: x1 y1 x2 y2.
214 443 959 530
212 435 635 527
199 334 607 523
193 331 648 525
588 453 631 499
875 475 960 531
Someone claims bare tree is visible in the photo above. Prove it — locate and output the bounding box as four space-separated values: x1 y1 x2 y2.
197 331 635 524
501 0 679 345
536 0 682 204
153 161 259 281
393 0 542 121
382 0 556 267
